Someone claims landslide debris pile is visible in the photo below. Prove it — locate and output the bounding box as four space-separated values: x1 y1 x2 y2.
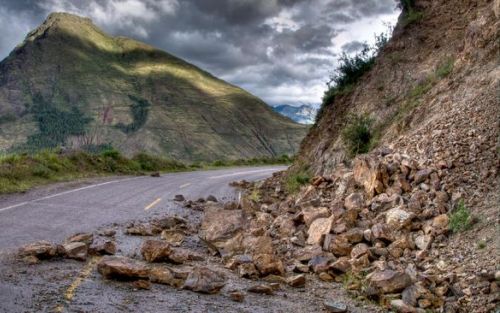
231 148 499 313
17 196 383 312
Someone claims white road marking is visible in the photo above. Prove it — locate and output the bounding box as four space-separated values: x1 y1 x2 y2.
208 168 281 179
179 182 191 189
144 198 162 211
0 177 143 213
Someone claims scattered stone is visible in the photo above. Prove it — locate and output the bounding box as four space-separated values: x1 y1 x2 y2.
302 207 331 226
385 207 413 229
306 216 333 245
161 230 185 247
253 254 285 276
238 263 259 278
18 241 57 260
149 266 177 286
182 267 226 294
350 243 369 259
174 194 185 202
62 242 88 261
287 274 306 287
198 206 245 257
168 247 204 264
97 256 150 280
318 272 334 282
390 299 417 313
141 240 172 263
132 279 151 290
248 284 274 295
344 192 364 210
229 290 245 302
206 195 218 202
368 270 412 294
66 233 93 245
89 238 116 256
101 228 116 237
413 169 433 184
324 300 348 313
126 223 161 236
154 216 187 230
414 235 433 251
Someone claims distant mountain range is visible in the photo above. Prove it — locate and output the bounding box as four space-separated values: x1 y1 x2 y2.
273 104 318 124
0 13 308 161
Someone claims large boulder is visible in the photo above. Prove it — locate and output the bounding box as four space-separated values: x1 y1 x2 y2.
198 207 245 257
62 242 88 261
141 240 173 262
385 207 414 229
368 270 412 294
302 207 331 226
344 193 364 210
89 238 116 256
353 155 389 198
168 247 204 264
18 241 58 260
253 254 285 276
149 266 182 287
306 216 334 245
182 267 226 294
97 256 150 280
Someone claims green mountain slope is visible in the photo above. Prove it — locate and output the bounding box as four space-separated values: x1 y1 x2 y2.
0 12 307 161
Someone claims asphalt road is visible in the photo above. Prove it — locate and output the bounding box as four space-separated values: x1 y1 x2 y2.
0 166 286 252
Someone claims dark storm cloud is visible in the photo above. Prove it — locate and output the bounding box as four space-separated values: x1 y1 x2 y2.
341 40 366 53
0 0 400 106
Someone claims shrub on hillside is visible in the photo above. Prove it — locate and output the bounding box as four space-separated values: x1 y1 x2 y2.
316 31 390 123
449 200 473 233
342 114 374 157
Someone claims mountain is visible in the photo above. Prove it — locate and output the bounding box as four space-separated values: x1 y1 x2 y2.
273 104 318 125
0 13 307 161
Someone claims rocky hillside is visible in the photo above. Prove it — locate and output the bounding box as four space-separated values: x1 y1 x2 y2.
0 13 307 161
231 0 498 312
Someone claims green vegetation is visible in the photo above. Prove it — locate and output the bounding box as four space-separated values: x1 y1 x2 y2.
205 154 293 168
435 57 455 79
284 165 311 194
248 189 261 202
316 31 390 123
342 114 375 157
449 200 473 233
0 149 294 194
398 0 423 26
24 93 92 150
0 149 187 194
477 240 486 249
116 95 151 133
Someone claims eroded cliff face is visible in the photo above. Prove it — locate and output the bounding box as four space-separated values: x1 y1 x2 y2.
298 0 498 182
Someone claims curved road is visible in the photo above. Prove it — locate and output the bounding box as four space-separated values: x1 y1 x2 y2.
0 166 286 252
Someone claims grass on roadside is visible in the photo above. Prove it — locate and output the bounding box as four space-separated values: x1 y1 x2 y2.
0 149 293 194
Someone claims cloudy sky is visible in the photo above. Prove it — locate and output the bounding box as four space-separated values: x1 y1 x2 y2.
0 0 400 107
